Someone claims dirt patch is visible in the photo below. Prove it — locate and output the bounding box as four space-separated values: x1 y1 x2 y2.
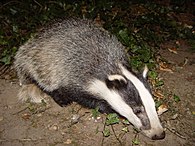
0 41 194 146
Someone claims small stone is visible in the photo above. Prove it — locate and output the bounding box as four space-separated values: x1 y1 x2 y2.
64 139 72 144
71 114 80 124
0 116 3 122
36 113 42 117
96 116 101 120
49 124 58 131
171 114 178 120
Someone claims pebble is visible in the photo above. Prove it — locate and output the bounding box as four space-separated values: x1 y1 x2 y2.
64 139 72 144
171 113 178 120
71 114 80 124
0 116 3 122
36 113 42 117
48 124 58 131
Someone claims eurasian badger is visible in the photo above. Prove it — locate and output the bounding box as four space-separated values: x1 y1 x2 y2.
14 18 165 140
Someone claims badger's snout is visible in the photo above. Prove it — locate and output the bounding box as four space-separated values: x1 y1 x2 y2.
151 131 165 140
142 127 165 140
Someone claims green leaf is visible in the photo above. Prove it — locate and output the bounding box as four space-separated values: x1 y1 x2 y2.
122 119 130 125
148 70 157 79
91 107 100 119
0 56 11 65
106 113 120 125
173 94 180 102
12 25 19 33
132 139 140 145
155 80 164 87
155 100 162 108
0 36 8 45
118 29 130 46
122 127 129 133
103 128 110 137
95 126 99 134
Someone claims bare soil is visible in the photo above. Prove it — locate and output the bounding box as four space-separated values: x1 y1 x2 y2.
0 41 194 146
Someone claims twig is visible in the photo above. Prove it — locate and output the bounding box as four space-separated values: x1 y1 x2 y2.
166 126 187 140
111 125 123 146
0 1 22 10
33 0 42 12
31 106 51 115
132 132 139 146
12 107 28 115
101 118 107 146
19 138 44 142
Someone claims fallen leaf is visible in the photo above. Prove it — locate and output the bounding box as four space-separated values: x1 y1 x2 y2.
157 104 168 115
192 111 195 115
159 62 173 73
64 139 72 144
178 58 188 67
22 113 31 120
168 48 178 54
153 90 164 99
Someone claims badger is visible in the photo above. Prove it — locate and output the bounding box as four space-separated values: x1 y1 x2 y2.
14 18 165 140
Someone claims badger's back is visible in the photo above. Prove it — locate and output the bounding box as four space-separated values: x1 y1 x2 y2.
15 18 127 91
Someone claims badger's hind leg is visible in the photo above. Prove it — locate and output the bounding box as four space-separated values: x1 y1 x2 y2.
45 88 73 107
18 83 48 103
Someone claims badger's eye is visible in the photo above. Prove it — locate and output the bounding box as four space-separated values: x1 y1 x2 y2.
135 109 142 114
133 107 142 115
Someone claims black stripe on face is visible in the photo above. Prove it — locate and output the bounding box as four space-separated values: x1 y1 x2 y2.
116 78 151 130
105 76 128 90
133 106 151 130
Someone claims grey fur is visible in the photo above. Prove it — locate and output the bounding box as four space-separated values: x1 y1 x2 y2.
15 18 127 92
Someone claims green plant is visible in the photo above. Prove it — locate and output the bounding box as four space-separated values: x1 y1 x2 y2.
105 113 120 125
91 107 100 119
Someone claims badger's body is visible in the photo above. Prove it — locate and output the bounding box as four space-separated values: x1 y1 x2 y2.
14 18 165 140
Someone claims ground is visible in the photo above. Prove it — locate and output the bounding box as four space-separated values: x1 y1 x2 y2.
0 41 194 146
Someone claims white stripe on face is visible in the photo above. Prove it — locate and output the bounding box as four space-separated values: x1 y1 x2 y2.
119 64 163 130
87 79 142 129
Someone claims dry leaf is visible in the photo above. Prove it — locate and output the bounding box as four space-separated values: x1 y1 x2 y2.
22 113 31 120
175 41 180 45
64 139 72 144
168 48 178 54
178 58 188 67
192 111 195 115
153 90 164 99
157 104 168 115
159 62 173 73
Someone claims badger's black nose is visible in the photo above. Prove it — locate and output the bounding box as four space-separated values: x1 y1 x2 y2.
152 131 165 140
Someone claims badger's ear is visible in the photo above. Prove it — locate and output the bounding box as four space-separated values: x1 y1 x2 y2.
143 65 149 78
105 75 127 89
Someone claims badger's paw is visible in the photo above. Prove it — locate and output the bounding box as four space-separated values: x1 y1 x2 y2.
18 84 48 103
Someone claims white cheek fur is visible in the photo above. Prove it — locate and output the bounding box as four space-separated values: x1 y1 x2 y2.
86 78 142 129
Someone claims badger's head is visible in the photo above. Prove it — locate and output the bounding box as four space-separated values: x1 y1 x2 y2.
87 64 165 140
